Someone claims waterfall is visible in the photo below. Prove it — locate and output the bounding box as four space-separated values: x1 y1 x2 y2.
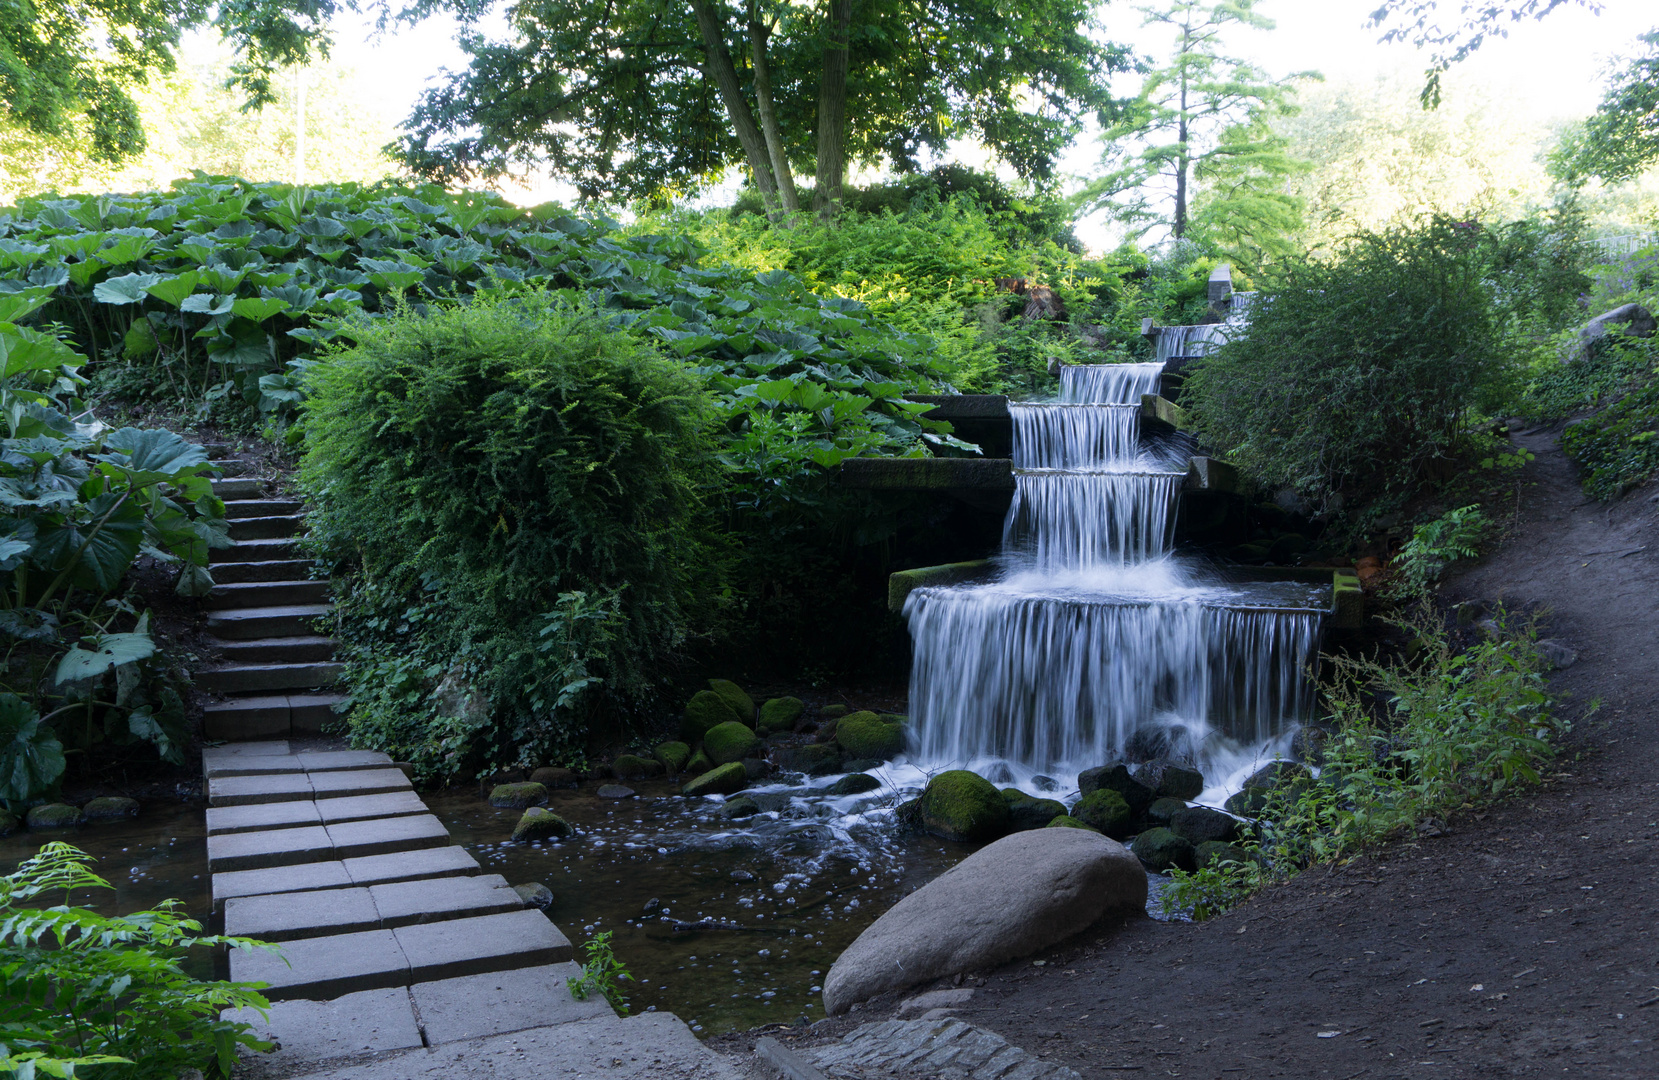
904 357 1322 785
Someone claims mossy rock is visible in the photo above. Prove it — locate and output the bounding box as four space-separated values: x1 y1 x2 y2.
1132 760 1205 801
999 787 1028 805
835 711 904 761
489 782 548 809
654 742 691 773
841 758 884 772
1070 789 1131 838
1131 827 1196 872
530 767 579 789
82 796 140 821
919 770 1009 843
1169 806 1239 844
828 773 881 796
686 748 714 774
742 758 773 781
880 713 908 725
1146 797 1187 826
513 882 554 908
707 679 756 724
758 697 804 734
511 807 573 842
1077 762 1154 814
682 690 740 742
1046 815 1098 831
0 810 16 837
722 795 761 818
1008 796 1068 832
704 721 761 765
683 762 749 797
26 803 82 830
820 704 849 720
614 754 665 780
781 743 842 776
1195 841 1255 870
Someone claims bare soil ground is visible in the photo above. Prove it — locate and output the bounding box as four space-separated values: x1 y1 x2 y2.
725 430 1659 1079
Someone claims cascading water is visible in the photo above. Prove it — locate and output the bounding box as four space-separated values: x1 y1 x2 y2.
903 352 1323 800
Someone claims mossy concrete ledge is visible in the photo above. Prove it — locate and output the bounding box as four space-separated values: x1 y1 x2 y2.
1184 456 1240 494
903 395 1011 421
1332 570 1364 629
839 457 1015 491
1140 394 1194 433
888 560 993 612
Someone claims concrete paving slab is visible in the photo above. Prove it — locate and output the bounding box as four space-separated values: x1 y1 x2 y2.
325 814 449 861
308 768 412 800
343 845 480 887
314 790 427 825
393 909 571 983
208 825 334 873
222 988 422 1077
277 1012 742 1080
230 928 409 1002
296 750 394 773
409 962 610 1045
214 860 351 912
206 800 321 836
202 742 293 778
368 873 522 928
208 772 313 807
224 886 380 942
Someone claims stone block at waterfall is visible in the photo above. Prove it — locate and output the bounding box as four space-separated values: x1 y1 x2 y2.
820 828 1146 1015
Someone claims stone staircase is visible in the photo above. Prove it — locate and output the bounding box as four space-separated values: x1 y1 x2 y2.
198 456 345 742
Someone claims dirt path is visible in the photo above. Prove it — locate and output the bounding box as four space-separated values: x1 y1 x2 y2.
798 432 1659 1079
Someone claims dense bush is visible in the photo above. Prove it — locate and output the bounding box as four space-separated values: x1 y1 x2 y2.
300 296 729 776
1183 217 1566 513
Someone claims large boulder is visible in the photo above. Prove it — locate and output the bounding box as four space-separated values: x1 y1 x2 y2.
686 748 713 774
1078 762 1154 814
835 712 904 761
530 767 579 789
1070 789 1131 838
829 773 882 796
82 796 140 822
1131 760 1205 801
681 690 740 743
704 722 761 765
1573 303 1656 363
654 742 691 773
511 808 572 842
683 762 748 797
919 771 1009 843
707 679 756 724
1169 806 1239 845
821 828 1146 1014
1006 796 1068 832
1146 797 1186 826
757 697 805 734
779 743 842 776
489 782 548 809
26 804 81 830
1131 827 1196 872
613 754 665 780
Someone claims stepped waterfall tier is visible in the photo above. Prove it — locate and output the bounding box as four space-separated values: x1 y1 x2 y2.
903 357 1322 792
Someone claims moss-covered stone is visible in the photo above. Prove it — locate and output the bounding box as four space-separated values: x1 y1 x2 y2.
613 754 665 780
1046 815 1098 831
682 690 740 742
841 758 884 772
1077 762 1154 814
530 767 579 789
686 748 713 774
1008 796 1068 832
741 758 772 781
0 810 16 837
683 762 749 797
828 773 881 796
880 713 908 726
781 743 842 776
654 742 691 773
489 782 548 809
722 795 761 818
513 882 554 908
704 721 761 764
26 804 81 829
1169 806 1239 844
511 807 573 842
1132 827 1196 872
835 711 905 761
1146 797 1187 826
707 679 756 724
820 704 849 720
919 770 1009 843
1132 760 1205 801
758 697 804 734
82 796 140 821
1070 789 1131 838
1195 841 1255 870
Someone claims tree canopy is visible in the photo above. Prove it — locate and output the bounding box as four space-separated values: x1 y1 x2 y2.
1554 28 1659 185
1367 0 1599 106
394 0 1129 216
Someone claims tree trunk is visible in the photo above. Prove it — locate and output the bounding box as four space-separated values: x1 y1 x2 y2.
812 0 853 222
749 4 800 214
690 0 783 217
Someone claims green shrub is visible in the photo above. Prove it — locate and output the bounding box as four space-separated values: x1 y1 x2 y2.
0 842 276 1078
1390 504 1491 598
1561 339 1659 499
301 296 727 776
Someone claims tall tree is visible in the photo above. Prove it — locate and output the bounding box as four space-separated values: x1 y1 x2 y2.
394 0 1129 218
0 0 372 163
1077 0 1314 244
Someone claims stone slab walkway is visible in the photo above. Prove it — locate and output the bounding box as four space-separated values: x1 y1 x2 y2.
804 1018 1081 1080
208 741 732 1079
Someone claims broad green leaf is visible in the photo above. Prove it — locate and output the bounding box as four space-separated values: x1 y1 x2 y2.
32 491 146 592
0 287 58 323
230 297 292 322
0 324 87 377
93 273 163 305
0 692 65 802
180 293 235 316
144 270 201 307
55 622 156 685
95 427 210 478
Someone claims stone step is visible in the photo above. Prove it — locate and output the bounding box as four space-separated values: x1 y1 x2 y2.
211 537 298 563
207 814 448 874
210 459 250 477
213 846 482 912
207 766 411 807
206 604 331 640
196 661 342 695
212 476 262 497
208 791 425 836
213 633 336 662
205 580 330 611
228 515 303 541
222 874 520 941
211 559 320 585
223 498 303 519
202 746 388 780
203 691 345 740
